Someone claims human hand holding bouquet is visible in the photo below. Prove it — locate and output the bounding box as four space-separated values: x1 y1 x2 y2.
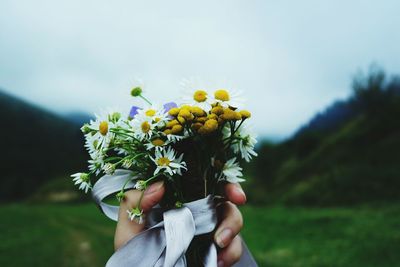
72 84 258 267
115 182 247 267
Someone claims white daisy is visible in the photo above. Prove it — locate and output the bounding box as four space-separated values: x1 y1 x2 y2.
145 137 169 150
88 157 104 176
134 180 146 190
89 122 114 150
114 147 129 156
224 124 258 162
86 110 121 151
113 115 131 129
218 158 245 183
151 147 187 176
84 132 110 160
212 89 244 109
165 133 186 143
135 104 169 126
112 119 136 156
234 130 257 162
84 133 100 158
130 114 156 141
121 157 134 169
127 207 144 224
102 163 116 175
71 173 91 193
181 79 213 111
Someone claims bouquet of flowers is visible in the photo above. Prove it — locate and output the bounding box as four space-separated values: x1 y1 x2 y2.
72 83 258 267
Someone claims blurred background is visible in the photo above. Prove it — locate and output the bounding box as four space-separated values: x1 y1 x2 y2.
1 1 400 266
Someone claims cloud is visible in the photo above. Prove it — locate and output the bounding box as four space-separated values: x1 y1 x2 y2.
1 0 400 139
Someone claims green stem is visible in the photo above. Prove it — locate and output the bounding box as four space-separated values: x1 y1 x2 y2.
224 119 245 149
136 173 162 209
144 173 162 184
137 190 146 210
109 129 135 139
140 95 152 105
104 156 123 163
203 167 209 197
120 175 134 194
233 120 245 135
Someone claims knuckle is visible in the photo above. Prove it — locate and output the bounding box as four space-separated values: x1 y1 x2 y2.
122 190 139 206
218 202 244 233
231 205 243 230
229 237 243 264
232 246 243 263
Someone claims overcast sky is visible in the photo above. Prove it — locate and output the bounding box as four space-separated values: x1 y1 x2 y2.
1 0 400 139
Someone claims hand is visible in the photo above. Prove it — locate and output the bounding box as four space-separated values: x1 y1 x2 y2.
114 182 246 267
214 183 246 267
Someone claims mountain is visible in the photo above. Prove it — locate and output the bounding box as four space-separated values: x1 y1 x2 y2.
296 69 400 137
295 100 357 136
0 90 87 201
248 69 400 206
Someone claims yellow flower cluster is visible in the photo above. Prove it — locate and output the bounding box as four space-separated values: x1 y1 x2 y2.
165 104 251 135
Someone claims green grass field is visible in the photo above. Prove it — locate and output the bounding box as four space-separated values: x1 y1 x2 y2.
1 203 399 267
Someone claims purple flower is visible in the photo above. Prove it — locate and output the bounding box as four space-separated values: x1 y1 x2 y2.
129 106 141 119
163 102 178 113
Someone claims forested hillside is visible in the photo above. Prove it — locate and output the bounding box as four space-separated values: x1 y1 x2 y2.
0 90 87 201
248 69 400 206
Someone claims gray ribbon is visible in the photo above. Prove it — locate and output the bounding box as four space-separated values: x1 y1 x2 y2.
92 170 258 267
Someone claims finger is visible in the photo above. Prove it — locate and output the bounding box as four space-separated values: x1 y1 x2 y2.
217 235 243 267
114 181 165 250
214 201 243 249
136 181 166 212
224 183 246 205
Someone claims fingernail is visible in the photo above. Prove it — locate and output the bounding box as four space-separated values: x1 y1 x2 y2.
145 181 163 195
216 228 232 248
218 260 225 267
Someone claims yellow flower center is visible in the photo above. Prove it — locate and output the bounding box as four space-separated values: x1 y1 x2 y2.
214 89 230 101
99 121 109 136
141 121 151 133
145 109 156 116
151 138 165 146
154 117 161 123
193 90 207 102
157 157 170 166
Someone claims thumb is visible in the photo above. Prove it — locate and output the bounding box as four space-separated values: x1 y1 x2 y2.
139 181 166 212
114 181 165 250
123 181 166 215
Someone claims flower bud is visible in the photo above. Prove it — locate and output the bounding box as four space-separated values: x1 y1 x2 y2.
80 124 92 134
168 108 180 116
171 125 183 134
239 110 251 119
211 106 224 115
130 86 143 97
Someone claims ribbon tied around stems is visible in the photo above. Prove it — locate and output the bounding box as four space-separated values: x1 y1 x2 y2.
92 169 258 267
